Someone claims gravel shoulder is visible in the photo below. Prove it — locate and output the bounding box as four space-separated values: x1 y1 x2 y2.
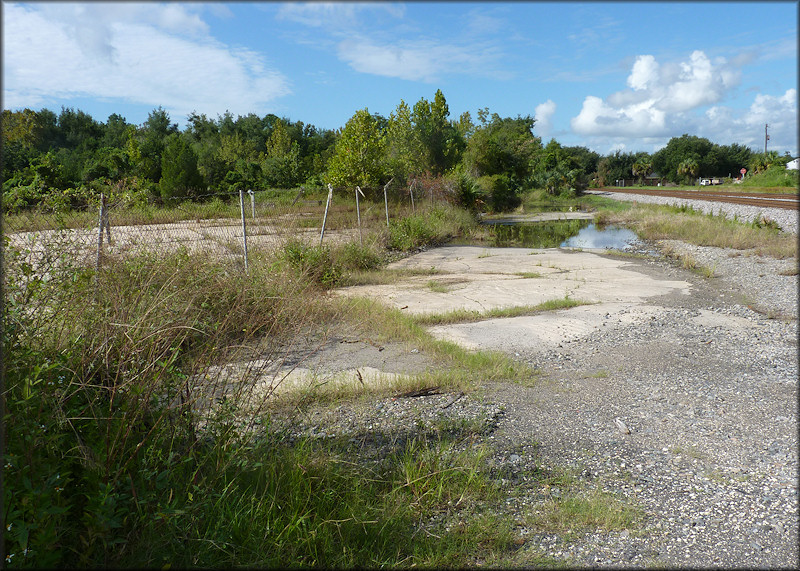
269 201 798 568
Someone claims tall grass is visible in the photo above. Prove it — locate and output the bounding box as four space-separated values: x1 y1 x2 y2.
593 202 797 259
2 200 530 568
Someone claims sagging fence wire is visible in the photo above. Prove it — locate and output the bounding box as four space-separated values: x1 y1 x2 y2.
4 187 360 276
3 178 454 290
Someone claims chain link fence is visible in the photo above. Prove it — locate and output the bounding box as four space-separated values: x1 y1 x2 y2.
4 187 367 275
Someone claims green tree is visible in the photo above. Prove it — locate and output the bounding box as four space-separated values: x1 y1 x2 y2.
263 119 302 188
631 157 653 185
651 134 713 183
677 158 699 184
463 112 540 183
410 90 463 176
138 107 178 183
160 133 203 200
385 99 427 184
325 108 386 189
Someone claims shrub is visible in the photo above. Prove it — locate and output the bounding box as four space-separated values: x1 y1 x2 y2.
477 174 520 213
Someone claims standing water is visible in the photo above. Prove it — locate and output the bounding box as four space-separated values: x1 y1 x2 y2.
480 219 640 250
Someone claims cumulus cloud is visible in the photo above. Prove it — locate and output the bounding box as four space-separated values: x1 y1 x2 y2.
534 100 556 137
2 2 290 121
571 50 741 138
703 89 798 152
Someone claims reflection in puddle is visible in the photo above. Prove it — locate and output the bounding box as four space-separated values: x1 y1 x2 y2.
487 219 590 248
479 219 640 250
561 224 639 250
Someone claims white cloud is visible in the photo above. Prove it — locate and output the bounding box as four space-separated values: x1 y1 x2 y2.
276 2 404 28
703 89 798 153
336 37 506 83
572 50 742 138
2 2 290 121
534 100 556 137
627 55 659 91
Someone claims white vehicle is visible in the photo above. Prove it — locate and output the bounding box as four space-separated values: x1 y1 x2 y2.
699 179 711 186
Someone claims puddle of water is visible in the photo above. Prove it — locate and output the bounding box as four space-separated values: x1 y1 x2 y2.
561 224 639 250
484 219 590 248
471 219 640 249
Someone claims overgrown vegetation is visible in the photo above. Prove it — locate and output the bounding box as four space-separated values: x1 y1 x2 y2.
2 201 549 568
2 114 797 567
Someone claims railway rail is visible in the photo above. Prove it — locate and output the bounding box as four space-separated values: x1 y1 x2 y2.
598 187 799 210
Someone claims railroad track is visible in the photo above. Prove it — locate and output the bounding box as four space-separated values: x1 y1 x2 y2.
598 187 799 210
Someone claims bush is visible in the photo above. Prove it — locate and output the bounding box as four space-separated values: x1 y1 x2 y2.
477 174 520 213
280 240 343 287
446 170 485 213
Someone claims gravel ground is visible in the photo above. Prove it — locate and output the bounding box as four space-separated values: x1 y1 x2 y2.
272 199 798 568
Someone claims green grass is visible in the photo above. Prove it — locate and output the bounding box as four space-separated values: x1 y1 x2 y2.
412 296 591 326
527 490 643 534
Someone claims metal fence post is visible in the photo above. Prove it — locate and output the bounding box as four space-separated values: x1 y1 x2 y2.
320 183 333 246
355 186 364 245
239 188 249 273
383 178 393 227
96 193 107 271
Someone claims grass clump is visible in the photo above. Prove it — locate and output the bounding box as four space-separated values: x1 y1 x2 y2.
413 295 589 326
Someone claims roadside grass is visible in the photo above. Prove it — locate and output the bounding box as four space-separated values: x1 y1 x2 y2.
427 279 455 293
527 489 644 535
332 296 538 387
592 201 797 259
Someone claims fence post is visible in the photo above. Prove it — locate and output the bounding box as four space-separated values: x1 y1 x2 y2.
409 179 416 213
320 183 334 246
383 178 393 227
96 193 108 271
239 188 249 273
355 186 364 245
248 189 255 218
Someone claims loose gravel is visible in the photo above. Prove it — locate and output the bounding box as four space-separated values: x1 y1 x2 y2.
269 198 798 568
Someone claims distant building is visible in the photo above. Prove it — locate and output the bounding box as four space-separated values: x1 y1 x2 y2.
786 158 799 170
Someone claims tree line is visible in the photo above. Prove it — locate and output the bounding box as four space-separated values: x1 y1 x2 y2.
1 90 793 214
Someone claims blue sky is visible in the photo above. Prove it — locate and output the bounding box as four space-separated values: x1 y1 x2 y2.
3 1 798 156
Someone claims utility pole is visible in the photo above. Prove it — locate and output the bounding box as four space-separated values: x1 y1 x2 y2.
765 124 770 154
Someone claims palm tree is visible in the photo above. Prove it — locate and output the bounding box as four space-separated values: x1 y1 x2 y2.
632 159 653 186
677 158 699 185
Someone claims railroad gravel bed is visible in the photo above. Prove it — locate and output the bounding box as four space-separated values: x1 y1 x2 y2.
274 211 797 567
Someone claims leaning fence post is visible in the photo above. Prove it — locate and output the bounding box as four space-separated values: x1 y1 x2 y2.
239 188 249 274
409 179 416 213
320 183 334 246
383 178 393 227
355 186 364 245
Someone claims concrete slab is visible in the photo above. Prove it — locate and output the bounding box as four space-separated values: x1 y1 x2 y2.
336 245 692 352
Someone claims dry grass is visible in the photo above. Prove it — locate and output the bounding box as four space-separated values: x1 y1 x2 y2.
596 203 797 259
